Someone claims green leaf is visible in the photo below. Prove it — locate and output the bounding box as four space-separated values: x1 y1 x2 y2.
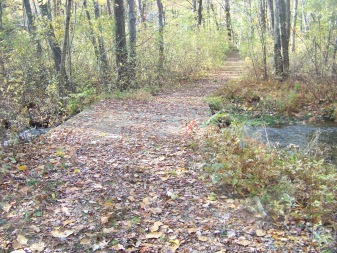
211 173 223 184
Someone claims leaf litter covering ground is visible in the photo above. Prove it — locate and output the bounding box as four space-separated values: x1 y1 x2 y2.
1 54 321 252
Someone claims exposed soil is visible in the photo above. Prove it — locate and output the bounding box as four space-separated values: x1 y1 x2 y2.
0 52 322 252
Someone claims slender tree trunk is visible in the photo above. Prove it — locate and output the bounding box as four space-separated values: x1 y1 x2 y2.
93 1 109 80
107 0 112 16
38 0 62 72
83 0 100 61
23 0 42 55
210 3 219 30
192 0 197 12
267 0 274 33
114 0 128 90
290 0 298 52
331 37 337 79
156 0 164 79
301 0 307 32
224 0 231 40
273 0 283 77
0 0 3 31
259 0 267 79
279 0 290 76
197 0 202 27
128 0 136 84
324 11 335 65
137 0 146 25
60 0 72 90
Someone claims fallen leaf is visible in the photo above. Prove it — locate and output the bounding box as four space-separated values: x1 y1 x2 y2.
102 227 115 233
256 229 266 237
3 203 13 213
61 205 71 216
29 225 41 233
101 216 109 224
149 207 162 214
63 220 75 226
150 221 163 232
17 234 28 245
10 250 26 253
51 229 74 238
197 236 209 242
112 244 125 250
17 165 27 171
80 238 91 245
187 227 197 234
142 197 152 205
236 239 251 246
146 232 163 239
30 242 45 252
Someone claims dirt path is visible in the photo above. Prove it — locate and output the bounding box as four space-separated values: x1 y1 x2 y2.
1 53 318 252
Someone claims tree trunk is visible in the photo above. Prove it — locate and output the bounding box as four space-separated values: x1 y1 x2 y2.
273 0 283 77
192 0 197 12
210 3 219 30
93 1 109 80
60 0 72 90
331 37 337 79
137 0 146 25
83 0 100 61
197 0 202 27
279 0 290 76
128 0 136 84
224 0 231 40
23 0 42 55
267 0 274 33
259 0 267 79
0 0 3 31
114 0 128 90
156 0 164 78
290 0 298 52
38 0 62 73
107 0 112 16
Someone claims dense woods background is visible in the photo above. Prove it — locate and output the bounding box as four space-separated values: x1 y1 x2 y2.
1 0 337 139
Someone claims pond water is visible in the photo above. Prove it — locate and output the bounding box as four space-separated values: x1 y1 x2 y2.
246 122 337 163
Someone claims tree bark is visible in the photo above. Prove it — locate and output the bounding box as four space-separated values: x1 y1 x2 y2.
259 0 267 79
290 0 298 52
83 0 100 61
137 0 146 25
197 0 202 27
156 0 164 78
114 0 128 90
93 1 109 80
192 0 197 12
107 0 112 16
224 0 231 39
0 0 3 31
267 0 274 32
273 0 283 77
60 0 72 90
128 0 136 84
279 0 290 76
331 37 337 79
38 0 62 73
23 0 42 55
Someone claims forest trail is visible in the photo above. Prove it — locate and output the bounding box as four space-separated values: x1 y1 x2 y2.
1 53 316 252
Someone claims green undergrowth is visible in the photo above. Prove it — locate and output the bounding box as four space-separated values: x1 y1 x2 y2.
199 123 337 248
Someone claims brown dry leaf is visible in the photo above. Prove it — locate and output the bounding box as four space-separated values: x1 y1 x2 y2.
51 229 74 238
112 244 125 250
236 239 251 246
100 216 110 224
80 238 91 245
187 227 197 234
256 229 266 237
197 236 209 242
19 186 30 195
3 203 13 213
17 234 28 245
30 242 45 252
142 197 152 205
102 227 115 233
29 225 41 233
128 196 135 201
63 219 75 226
146 232 163 239
61 205 71 216
149 207 162 214
150 221 163 232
